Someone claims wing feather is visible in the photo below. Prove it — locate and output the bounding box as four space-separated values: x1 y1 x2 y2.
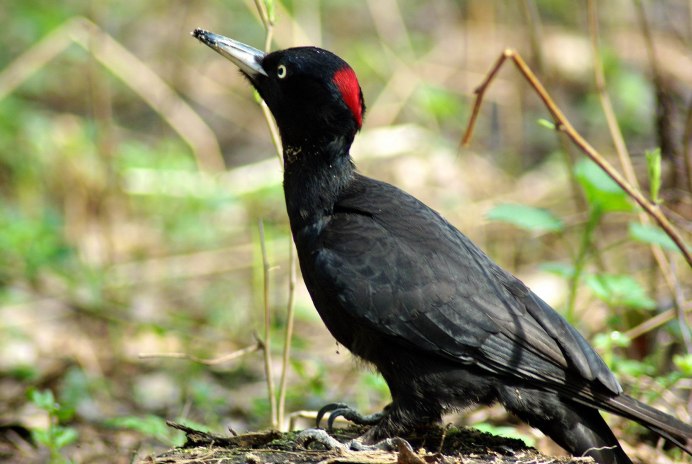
308 174 621 396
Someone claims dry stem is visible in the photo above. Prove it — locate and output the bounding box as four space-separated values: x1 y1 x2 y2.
461 49 691 267
258 220 278 428
138 337 263 366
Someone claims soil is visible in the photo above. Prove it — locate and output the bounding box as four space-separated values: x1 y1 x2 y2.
146 422 593 464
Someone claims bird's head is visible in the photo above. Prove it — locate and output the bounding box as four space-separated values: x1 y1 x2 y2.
193 29 365 154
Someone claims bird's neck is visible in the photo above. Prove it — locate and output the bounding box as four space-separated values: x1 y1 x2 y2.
282 135 355 229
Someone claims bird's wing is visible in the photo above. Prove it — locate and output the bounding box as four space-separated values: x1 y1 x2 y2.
312 175 621 395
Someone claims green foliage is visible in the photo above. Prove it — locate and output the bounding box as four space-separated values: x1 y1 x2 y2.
26 388 79 463
486 204 564 233
539 262 575 279
536 118 556 130
645 148 661 204
104 415 185 447
628 222 679 252
593 331 631 368
585 273 656 311
574 159 633 214
673 354 692 377
264 0 276 23
291 359 327 397
416 84 464 122
0 206 72 282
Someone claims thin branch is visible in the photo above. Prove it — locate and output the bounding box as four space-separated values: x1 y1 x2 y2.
461 49 691 266
138 338 263 366
253 0 283 166
258 220 278 428
587 0 639 189
625 303 692 341
277 242 297 429
252 0 295 431
260 102 283 165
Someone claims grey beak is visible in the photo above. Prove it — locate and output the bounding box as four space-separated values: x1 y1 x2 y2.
192 28 268 78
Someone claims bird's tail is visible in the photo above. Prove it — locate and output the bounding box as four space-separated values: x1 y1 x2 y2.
604 394 692 455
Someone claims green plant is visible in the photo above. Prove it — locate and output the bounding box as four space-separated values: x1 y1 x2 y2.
104 415 186 447
26 388 79 463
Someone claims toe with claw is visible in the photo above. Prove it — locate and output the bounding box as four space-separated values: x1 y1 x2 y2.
316 402 385 431
296 427 400 453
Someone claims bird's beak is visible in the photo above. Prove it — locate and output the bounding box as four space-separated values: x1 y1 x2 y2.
192 28 268 78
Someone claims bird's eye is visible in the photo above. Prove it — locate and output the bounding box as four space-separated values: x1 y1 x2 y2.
277 65 287 79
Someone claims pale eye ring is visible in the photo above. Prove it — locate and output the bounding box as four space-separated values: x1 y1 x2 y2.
277 64 287 79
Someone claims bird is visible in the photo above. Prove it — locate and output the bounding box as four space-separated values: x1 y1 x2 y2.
192 29 692 464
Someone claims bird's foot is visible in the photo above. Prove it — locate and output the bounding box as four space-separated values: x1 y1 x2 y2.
296 428 399 452
316 402 385 431
295 428 347 451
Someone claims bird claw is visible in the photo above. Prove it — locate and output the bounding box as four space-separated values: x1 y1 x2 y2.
296 428 398 452
296 428 347 451
316 402 384 430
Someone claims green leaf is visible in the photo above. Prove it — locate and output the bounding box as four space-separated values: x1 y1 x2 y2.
31 429 51 447
594 331 632 351
645 148 661 203
28 388 57 413
585 273 656 310
105 415 183 446
673 354 692 376
615 358 655 377
53 427 79 449
539 262 575 279
537 118 556 130
574 159 633 213
264 0 276 23
486 204 564 233
416 84 463 120
628 222 680 252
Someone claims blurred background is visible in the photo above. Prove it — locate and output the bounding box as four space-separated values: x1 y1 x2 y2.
0 0 690 462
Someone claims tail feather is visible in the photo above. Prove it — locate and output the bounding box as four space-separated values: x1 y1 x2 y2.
604 394 692 455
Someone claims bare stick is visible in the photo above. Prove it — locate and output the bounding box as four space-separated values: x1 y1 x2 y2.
252 0 296 431
259 220 278 428
461 49 691 266
253 0 283 165
139 338 263 365
277 242 297 428
625 304 692 341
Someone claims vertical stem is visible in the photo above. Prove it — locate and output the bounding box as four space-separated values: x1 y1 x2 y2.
258 220 277 428
252 0 296 430
566 208 601 322
277 242 297 429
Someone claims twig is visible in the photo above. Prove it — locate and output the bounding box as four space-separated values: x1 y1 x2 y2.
277 242 297 429
519 0 544 72
461 49 691 266
258 220 278 428
251 0 297 431
253 0 283 164
138 337 263 366
587 0 638 189
625 303 692 340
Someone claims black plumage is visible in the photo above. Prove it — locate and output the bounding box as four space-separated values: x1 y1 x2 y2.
193 29 692 464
